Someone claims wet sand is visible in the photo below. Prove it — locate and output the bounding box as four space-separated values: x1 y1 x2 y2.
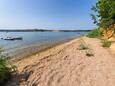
4 37 76 61
7 37 115 86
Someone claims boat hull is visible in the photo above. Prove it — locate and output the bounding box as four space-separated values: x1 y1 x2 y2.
1 37 23 40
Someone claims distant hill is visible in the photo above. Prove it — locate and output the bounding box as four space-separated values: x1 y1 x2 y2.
0 29 91 32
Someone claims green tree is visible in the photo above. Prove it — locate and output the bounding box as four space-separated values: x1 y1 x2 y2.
91 0 115 32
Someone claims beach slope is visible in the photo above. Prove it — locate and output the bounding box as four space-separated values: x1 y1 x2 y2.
7 37 115 86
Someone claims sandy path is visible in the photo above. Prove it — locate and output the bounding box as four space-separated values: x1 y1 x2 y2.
7 37 115 86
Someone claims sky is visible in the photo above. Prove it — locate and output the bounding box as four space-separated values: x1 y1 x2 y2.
0 0 97 30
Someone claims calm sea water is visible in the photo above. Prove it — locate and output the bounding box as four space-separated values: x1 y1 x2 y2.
0 32 86 50
0 32 87 58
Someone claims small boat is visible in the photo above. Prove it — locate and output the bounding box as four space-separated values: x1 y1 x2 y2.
1 37 23 40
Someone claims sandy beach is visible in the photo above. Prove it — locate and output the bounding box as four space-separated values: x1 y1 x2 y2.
7 37 115 86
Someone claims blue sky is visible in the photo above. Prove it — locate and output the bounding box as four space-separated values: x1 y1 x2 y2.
0 0 97 30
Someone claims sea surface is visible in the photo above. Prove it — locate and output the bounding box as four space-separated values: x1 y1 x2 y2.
0 32 87 59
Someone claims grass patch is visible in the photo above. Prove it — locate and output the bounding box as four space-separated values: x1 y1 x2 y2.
87 29 102 38
78 39 94 57
102 40 112 48
0 48 16 85
78 40 89 50
0 58 11 84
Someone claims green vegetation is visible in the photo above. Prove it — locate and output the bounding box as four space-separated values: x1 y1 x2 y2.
91 0 115 28
78 40 89 50
0 58 11 84
102 40 112 47
87 28 102 38
0 48 16 85
91 0 115 38
78 40 94 57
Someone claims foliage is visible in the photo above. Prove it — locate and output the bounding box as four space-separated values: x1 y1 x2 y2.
78 40 89 50
0 58 11 84
102 40 112 47
78 40 94 57
87 28 102 38
0 48 16 85
91 0 115 30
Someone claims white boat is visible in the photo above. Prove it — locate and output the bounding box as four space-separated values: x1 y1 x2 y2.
1 37 23 40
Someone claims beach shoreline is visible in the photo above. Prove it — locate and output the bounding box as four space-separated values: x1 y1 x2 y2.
7 36 82 62
6 36 115 86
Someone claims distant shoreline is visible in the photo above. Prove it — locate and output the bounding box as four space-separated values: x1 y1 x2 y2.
0 29 91 32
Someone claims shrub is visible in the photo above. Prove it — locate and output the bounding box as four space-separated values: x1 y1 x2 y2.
87 29 102 38
102 40 112 48
0 48 16 85
0 58 11 84
78 40 89 50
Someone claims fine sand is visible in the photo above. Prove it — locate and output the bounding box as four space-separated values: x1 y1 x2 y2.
7 37 115 86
